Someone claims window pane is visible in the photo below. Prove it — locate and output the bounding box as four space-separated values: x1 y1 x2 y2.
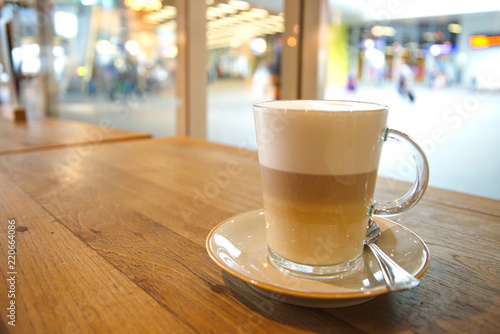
54 2 177 137
207 0 284 149
324 0 500 199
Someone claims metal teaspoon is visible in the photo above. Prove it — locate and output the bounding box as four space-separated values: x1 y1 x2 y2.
365 218 420 291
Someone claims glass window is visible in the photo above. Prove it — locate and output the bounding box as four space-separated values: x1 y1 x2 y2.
206 0 284 149
52 1 177 137
324 0 500 199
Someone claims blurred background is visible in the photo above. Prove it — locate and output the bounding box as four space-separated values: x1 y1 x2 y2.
1 0 499 199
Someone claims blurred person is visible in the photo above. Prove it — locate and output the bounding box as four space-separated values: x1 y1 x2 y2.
0 63 3 105
433 71 448 89
122 57 141 101
270 37 282 99
252 60 272 99
430 59 448 89
398 61 415 103
88 65 98 96
346 71 357 94
103 61 118 100
270 58 280 99
144 65 159 93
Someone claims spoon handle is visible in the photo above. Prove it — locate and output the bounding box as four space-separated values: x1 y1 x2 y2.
368 243 420 292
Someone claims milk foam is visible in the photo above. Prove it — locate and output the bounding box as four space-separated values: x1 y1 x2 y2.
253 100 388 175
254 100 386 112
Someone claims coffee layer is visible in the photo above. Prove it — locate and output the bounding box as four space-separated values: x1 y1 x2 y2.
261 166 377 265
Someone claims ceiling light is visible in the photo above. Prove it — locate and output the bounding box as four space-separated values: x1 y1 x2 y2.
125 0 162 12
249 8 268 19
228 0 250 11
448 23 462 34
249 37 267 55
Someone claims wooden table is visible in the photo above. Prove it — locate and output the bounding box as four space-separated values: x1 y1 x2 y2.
0 117 151 155
0 137 498 333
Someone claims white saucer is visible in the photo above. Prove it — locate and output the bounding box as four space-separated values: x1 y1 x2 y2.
206 209 430 308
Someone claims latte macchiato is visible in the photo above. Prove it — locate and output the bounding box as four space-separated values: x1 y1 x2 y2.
254 100 388 277
253 99 429 279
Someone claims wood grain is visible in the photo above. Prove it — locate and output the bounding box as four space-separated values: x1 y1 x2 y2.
0 117 151 155
0 174 193 333
0 137 499 333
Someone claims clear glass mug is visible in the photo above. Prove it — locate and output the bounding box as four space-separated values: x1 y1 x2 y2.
253 100 429 279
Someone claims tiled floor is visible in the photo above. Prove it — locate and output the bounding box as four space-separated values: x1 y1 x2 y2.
57 79 500 200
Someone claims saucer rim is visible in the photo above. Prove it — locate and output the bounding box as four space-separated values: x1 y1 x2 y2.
206 209 430 301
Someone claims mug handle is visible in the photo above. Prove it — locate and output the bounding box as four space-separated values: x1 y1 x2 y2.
369 128 430 216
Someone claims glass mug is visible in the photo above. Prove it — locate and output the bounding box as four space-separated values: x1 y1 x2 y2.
253 100 429 279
